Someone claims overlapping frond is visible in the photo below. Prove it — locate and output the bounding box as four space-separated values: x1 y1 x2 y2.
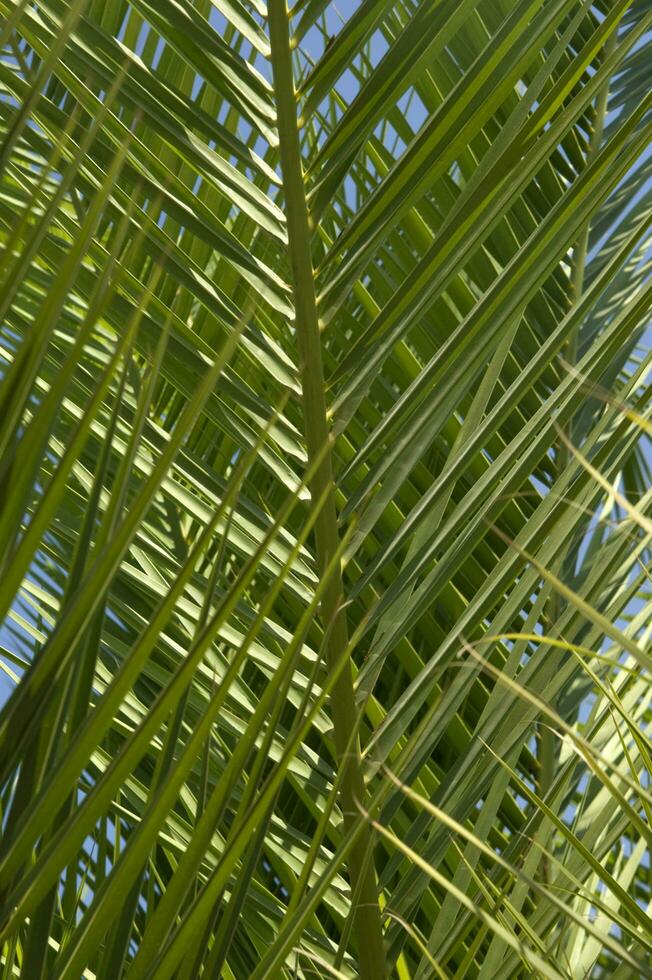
0 0 650 977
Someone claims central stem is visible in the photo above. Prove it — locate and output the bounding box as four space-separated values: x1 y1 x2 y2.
267 4 386 978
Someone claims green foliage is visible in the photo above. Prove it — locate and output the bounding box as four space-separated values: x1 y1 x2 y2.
0 0 650 977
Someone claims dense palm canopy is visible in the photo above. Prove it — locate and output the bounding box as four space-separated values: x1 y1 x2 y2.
0 0 651 976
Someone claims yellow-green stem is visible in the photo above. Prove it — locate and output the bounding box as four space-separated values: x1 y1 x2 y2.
267 4 387 978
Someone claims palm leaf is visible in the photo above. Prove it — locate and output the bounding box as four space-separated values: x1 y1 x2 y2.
0 0 651 977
